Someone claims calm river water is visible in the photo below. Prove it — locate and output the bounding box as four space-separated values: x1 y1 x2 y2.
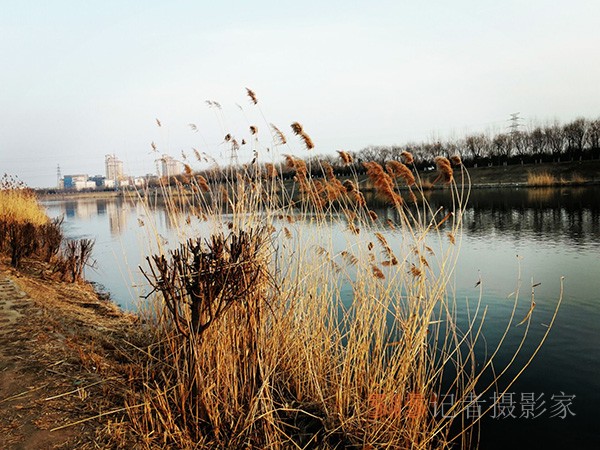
43 186 600 449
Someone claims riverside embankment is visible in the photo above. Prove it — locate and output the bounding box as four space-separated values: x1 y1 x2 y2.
0 259 138 449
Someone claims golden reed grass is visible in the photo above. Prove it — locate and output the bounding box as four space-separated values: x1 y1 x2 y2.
0 187 48 226
527 171 558 186
119 91 561 449
526 170 587 186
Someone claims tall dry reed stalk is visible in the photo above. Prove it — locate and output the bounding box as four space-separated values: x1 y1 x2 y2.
123 92 560 449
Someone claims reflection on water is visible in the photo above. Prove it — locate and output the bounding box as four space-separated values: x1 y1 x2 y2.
42 186 600 448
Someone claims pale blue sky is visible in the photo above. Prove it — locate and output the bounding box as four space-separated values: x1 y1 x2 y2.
1 0 599 187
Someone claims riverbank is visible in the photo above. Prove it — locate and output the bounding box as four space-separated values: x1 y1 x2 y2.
37 160 600 202
461 159 600 187
0 258 138 449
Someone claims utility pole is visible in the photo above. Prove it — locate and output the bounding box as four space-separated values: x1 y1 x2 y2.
56 164 62 189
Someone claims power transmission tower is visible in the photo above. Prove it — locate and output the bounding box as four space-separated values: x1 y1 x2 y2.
508 112 522 136
56 164 62 188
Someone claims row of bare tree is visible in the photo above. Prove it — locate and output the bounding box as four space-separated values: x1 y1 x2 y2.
346 117 600 169
155 116 599 188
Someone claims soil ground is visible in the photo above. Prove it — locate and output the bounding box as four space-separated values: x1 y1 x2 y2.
0 258 138 449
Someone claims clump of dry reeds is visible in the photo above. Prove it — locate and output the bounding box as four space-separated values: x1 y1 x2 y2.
0 176 51 267
527 171 556 186
0 176 95 281
121 93 560 449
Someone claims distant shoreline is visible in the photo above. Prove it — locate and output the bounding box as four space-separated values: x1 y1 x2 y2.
37 160 600 201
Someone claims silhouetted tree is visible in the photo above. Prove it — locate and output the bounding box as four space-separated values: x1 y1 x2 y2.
563 117 587 160
544 121 565 162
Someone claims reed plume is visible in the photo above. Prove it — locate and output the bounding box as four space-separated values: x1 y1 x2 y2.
410 265 422 278
246 87 258 105
290 122 303 135
372 265 385 279
206 100 222 109
450 155 462 166
354 191 366 207
299 131 314 150
363 161 403 206
401 151 414 164
338 150 354 165
270 123 287 145
196 175 210 192
322 161 335 180
285 156 309 192
264 163 278 179
290 122 314 149
386 160 415 186
340 250 358 266
434 156 454 184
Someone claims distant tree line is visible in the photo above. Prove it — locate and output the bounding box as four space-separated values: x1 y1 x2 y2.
163 116 600 186
346 116 600 171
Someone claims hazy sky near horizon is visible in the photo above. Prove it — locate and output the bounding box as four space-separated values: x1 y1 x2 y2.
1 0 599 187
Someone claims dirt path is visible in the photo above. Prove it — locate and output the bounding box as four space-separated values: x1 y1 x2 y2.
0 274 87 449
0 267 137 449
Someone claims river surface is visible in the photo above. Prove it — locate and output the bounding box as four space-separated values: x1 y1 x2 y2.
43 186 600 449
